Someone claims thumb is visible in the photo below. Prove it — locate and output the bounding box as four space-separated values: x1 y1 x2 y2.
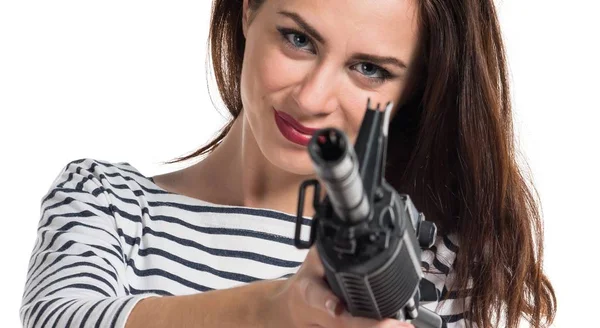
301 276 345 318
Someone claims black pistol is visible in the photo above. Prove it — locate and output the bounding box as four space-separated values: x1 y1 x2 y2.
294 99 442 328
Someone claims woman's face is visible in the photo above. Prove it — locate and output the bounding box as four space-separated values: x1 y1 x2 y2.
240 0 420 176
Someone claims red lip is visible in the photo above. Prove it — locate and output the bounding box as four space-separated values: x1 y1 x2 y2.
274 110 320 135
274 109 319 146
273 111 312 147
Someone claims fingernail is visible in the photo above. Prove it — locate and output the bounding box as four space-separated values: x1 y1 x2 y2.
325 299 339 317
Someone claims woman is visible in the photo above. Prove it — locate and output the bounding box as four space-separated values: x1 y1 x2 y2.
20 0 556 327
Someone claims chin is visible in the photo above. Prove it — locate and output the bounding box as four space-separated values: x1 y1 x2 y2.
265 124 316 176
244 105 317 177
264 145 316 177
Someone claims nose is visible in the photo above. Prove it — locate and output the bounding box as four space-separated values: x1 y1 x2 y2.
291 62 339 116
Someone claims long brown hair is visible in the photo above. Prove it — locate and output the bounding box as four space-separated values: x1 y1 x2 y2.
170 0 557 327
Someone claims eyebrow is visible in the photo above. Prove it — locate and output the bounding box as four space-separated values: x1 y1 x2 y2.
277 10 408 70
353 53 407 69
278 10 326 43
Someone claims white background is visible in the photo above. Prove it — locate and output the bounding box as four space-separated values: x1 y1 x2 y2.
1 1 598 327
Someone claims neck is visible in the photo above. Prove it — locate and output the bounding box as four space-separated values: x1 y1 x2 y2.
189 113 321 217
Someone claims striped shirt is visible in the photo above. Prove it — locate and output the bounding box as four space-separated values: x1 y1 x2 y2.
20 158 467 327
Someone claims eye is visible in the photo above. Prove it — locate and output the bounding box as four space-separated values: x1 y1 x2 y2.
352 63 391 81
286 33 310 48
277 27 315 53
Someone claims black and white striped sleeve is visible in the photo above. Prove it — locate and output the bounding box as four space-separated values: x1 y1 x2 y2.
437 235 472 328
421 233 472 328
20 159 160 328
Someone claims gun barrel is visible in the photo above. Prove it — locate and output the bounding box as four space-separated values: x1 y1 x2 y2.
308 128 370 223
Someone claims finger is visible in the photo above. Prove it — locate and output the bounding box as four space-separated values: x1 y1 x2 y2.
300 276 344 320
337 312 381 328
340 313 414 328
370 318 414 328
303 246 325 277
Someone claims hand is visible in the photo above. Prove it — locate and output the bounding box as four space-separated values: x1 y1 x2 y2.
264 246 414 328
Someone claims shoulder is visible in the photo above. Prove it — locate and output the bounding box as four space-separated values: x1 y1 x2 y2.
53 158 146 180
49 158 150 188
44 158 161 206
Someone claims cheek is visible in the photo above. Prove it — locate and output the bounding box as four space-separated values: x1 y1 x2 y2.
337 92 366 140
256 45 308 94
339 85 405 144
338 85 386 142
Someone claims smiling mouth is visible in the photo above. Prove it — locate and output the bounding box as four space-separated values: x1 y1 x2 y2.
273 109 315 146
274 110 320 135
